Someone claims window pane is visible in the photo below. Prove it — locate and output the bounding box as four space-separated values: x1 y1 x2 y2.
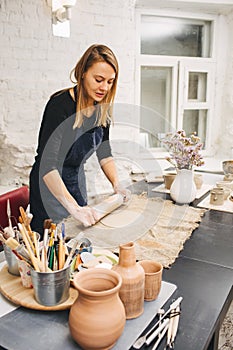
140 66 172 147
141 15 211 57
188 72 207 101
183 110 207 148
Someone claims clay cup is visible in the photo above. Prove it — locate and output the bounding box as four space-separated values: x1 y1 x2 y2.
194 174 203 189
163 173 176 190
210 187 225 206
138 260 163 301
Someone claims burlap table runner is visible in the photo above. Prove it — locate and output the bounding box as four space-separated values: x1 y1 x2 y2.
64 194 206 268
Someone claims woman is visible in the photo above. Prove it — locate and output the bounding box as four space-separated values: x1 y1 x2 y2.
29 44 129 236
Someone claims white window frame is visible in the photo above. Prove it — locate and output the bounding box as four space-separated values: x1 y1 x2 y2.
135 9 218 156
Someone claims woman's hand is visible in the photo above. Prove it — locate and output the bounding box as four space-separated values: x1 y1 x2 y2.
69 205 99 227
113 184 131 202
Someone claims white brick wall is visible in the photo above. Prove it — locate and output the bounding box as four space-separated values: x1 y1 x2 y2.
0 0 233 190
0 0 136 186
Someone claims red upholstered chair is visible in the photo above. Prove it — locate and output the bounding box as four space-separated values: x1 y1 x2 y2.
0 186 29 231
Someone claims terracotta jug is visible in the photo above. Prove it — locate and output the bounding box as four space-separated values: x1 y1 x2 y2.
69 268 126 350
112 241 145 319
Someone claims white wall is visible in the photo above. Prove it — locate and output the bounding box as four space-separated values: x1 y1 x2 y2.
0 0 136 186
0 0 233 189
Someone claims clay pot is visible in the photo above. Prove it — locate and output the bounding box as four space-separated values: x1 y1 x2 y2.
69 268 126 350
112 241 145 319
163 173 176 190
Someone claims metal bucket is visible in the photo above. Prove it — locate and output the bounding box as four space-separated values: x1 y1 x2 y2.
3 244 20 276
30 265 71 306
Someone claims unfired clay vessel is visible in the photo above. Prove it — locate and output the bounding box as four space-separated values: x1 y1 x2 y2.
69 268 126 350
112 241 145 319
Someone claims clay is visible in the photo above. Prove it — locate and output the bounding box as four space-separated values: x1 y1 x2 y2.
69 268 126 350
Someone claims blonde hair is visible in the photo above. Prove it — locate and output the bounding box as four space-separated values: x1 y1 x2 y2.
70 44 119 129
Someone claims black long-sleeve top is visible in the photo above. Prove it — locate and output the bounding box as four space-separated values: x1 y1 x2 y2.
29 87 112 235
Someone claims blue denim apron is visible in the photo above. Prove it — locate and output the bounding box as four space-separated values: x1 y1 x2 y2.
41 125 104 224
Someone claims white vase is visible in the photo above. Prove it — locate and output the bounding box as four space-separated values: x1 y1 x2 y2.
170 169 197 204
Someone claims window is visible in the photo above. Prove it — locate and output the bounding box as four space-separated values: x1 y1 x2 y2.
136 12 216 152
141 15 211 58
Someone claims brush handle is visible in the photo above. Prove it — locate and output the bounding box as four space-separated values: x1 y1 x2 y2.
33 231 40 260
18 223 40 272
0 233 7 243
58 240 65 269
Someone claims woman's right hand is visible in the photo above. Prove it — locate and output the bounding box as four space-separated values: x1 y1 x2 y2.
70 205 99 227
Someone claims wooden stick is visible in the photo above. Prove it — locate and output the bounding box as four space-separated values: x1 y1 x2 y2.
19 215 33 252
58 239 65 270
18 223 40 272
0 233 6 244
33 231 40 260
19 206 37 245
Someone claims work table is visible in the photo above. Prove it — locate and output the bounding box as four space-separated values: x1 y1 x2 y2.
0 175 232 350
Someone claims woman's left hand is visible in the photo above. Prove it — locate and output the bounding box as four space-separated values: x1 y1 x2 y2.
113 184 131 202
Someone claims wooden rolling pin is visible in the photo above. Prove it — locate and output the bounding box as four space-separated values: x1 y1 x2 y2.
92 194 124 221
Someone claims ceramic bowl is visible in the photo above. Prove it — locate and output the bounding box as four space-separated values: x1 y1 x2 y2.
222 160 233 175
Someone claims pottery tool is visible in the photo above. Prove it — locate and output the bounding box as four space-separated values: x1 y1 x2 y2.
0 232 6 244
4 237 32 265
167 305 181 349
47 230 55 266
33 231 40 260
58 234 66 270
145 318 169 346
41 219 52 272
92 193 124 221
151 323 169 350
6 199 15 237
158 308 165 339
18 223 40 272
19 207 36 254
5 236 31 261
48 245 55 270
133 296 183 349
165 307 176 349
26 204 33 224
19 206 40 259
63 238 79 268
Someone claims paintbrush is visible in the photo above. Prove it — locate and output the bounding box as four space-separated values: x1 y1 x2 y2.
41 219 52 272
19 215 35 253
19 207 39 258
58 234 65 270
5 237 30 259
18 223 40 272
4 237 32 265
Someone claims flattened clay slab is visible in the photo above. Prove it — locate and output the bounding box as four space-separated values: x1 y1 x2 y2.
64 195 164 249
100 209 141 228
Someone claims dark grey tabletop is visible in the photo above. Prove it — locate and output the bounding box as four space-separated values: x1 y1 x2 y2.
129 180 233 350
0 179 232 350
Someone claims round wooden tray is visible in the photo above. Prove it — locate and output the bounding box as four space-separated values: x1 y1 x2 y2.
0 264 78 311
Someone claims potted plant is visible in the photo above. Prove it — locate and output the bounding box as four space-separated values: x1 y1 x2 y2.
162 130 204 204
